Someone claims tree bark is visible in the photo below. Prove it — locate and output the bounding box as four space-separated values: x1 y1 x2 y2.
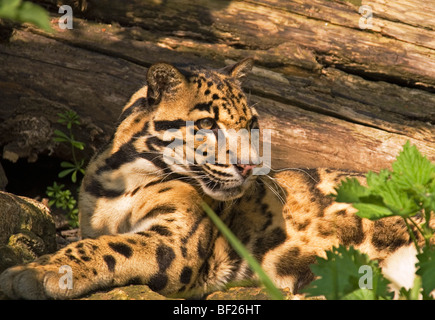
1 0 434 174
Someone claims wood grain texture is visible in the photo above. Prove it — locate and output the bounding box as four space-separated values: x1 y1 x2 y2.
0 0 434 173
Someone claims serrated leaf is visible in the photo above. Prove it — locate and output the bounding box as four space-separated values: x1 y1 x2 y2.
305 245 392 300
416 246 435 296
392 141 435 190
334 178 369 203
376 180 420 217
353 203 394 220
366 169 391 192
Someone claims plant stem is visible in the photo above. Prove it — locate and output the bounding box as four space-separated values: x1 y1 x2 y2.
404 218 421 254
68 125 78 166
201 201 284 300
407 214 432 248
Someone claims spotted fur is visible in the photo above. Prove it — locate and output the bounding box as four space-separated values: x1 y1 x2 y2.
0 59 427 299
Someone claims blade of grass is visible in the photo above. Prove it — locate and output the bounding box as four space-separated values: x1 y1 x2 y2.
201 201 284 300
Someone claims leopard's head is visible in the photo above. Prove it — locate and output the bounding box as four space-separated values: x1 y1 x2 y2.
119 59 264 201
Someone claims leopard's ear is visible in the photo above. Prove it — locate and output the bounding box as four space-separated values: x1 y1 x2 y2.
146 63 186 104
220 58 254 80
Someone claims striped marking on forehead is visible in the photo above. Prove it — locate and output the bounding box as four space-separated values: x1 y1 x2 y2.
188 74 251 125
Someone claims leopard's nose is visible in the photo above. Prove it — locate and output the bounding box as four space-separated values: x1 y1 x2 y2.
235 163 257 177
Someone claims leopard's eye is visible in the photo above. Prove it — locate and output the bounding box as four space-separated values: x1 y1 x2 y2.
198 118 215 130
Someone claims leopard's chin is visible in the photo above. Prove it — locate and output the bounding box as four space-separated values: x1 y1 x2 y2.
204 186 245 201
199 177 255 201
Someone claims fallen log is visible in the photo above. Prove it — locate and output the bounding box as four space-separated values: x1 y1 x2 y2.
0 0 434 176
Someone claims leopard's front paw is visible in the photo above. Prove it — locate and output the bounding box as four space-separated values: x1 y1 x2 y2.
0 262 75 300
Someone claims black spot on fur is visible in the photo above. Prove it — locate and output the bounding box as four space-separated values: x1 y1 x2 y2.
213 106 219 121
108 242 133 258
150 225 173 237
136 231 151 237
275 247 316 293
84 178 124 199
130 186 141 196
253 227 286 260
103 255 116 272
180 266 193 284
156 244 176 271
146 205 177 219
96 143 137 174
127 277 143 285
304 169 334 216
118 97 146 122
154 119 187 131
146 136 168 151
127 238 137 245
158 187 172 193
337 215 365 246
191 101 213 113
148 273 168 292
371 218 410 251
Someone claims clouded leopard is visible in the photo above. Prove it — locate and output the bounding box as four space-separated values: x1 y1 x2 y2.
0 58 422 299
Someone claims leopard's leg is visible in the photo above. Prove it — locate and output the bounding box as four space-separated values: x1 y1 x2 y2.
0 214 215 299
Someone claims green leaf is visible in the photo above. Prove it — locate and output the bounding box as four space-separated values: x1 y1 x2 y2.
71 170 77 183
16 1 51 31
353 203 394 220
71 140 85 150
341 288 377 300
0 0 21 18
0 0 52 31
366 169 391 192
399 276 423 300
304 245 392 300
304 246 363 299
333 178 369 203
58 168 75 178
53 136 68 143
375 180 420 217
60 161 75 168
392 141 435 190
54 129 70 141
416 246 435 297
